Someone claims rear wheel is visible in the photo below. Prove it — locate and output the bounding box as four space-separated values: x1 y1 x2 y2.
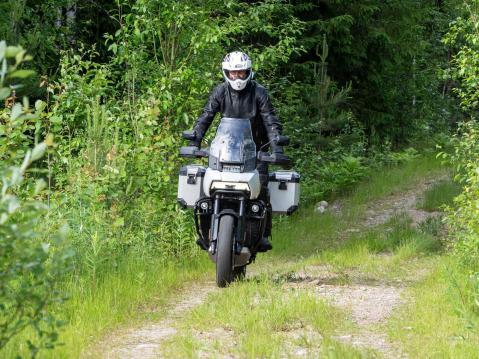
216 215 235 287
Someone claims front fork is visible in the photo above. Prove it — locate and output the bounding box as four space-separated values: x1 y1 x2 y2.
209 194 246 255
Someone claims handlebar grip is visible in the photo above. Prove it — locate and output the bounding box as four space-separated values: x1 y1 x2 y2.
257 151 292 168
179 146 209 158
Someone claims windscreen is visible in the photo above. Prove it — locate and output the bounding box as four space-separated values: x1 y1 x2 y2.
208 118 256 172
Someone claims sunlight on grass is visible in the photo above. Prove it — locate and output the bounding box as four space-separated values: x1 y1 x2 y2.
388 259 479 358
161 280 362 358
2 256 212 358
349 154 445 205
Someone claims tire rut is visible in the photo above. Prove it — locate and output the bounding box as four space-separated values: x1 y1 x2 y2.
90 283 217 359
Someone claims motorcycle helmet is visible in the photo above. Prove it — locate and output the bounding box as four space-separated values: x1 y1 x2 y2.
222 51 253 91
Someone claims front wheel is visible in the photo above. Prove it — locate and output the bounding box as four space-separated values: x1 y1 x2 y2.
216 215 235 287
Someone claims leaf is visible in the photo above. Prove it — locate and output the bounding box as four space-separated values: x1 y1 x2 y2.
10 103 22 121
7 196 20 214
9 70 35 79
34 178 46 195
31 142 47 162
0 87 10 100
45 133 54 146
35 100 46 112
10 167 23 185
42 243 50 254
15 49 26 65
0 213 8 225
5 46 21 58
0 41 5 61
1 59 7 81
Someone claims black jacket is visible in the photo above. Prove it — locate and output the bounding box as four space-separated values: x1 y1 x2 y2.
193 81 283 151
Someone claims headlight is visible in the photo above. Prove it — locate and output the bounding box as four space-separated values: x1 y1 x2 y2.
210 181 250 192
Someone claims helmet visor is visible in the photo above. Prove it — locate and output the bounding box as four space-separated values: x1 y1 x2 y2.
224 69 251 80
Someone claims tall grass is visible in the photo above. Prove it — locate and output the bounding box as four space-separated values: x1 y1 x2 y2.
388 259 479 358
417 179 462 212
2 256 212 358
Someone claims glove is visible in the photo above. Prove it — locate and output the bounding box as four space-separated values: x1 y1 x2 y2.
188 140 201 148
270 143 284 154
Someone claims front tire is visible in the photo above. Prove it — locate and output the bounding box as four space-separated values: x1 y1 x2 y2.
216 215 235 287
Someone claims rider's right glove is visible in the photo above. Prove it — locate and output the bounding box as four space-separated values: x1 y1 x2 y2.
188 140 201 149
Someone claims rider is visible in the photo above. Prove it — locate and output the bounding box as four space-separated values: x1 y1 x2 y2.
189 51 286 252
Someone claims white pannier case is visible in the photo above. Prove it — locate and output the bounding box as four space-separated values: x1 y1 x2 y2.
268 171 300 215
177 165 206 208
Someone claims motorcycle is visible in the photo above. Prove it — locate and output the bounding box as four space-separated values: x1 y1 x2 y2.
178 117 300 287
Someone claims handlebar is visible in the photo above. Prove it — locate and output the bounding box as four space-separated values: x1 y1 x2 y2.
179 146 209 158
257 151 292 168
179 147 292 168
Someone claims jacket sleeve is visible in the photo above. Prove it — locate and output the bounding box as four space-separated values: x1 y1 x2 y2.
193 85 222 141
257 87 283 144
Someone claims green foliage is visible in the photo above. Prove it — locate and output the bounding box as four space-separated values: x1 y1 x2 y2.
0 41 46 164
443 0 479 113
0 41 70 357
289 0 458 145
0 142 70 356
442 2 479 289
443 122 479 271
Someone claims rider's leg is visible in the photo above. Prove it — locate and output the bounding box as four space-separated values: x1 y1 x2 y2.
257 162 272 252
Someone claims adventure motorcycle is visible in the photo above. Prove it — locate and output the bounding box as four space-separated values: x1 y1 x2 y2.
178 117 300 287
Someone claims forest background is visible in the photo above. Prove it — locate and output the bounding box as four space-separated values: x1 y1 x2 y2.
1 0 479 357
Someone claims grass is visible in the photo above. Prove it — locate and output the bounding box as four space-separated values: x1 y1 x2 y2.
388 258 479 358
160 279 363 358
349 153 445 205
2 153 466 358
159 155 452 358
417 178 462 212
2 255 213 358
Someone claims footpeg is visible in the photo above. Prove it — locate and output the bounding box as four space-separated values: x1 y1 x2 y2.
196 238 209 251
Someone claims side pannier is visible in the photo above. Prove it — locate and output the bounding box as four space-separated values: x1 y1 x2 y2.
268 171 300 215
177 165 206 208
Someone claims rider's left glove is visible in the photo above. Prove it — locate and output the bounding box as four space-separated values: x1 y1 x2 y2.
271 144 284 154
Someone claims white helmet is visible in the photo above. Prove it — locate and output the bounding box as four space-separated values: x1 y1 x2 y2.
222 51 253 91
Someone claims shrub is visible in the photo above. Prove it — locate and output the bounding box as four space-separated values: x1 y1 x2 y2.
0 143 71 356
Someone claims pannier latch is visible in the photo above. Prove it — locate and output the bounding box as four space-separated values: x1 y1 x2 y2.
276 173 291 191
187 167 199 185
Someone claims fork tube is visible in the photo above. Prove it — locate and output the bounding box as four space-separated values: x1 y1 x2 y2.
211 195 221 245
236 197 245 245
